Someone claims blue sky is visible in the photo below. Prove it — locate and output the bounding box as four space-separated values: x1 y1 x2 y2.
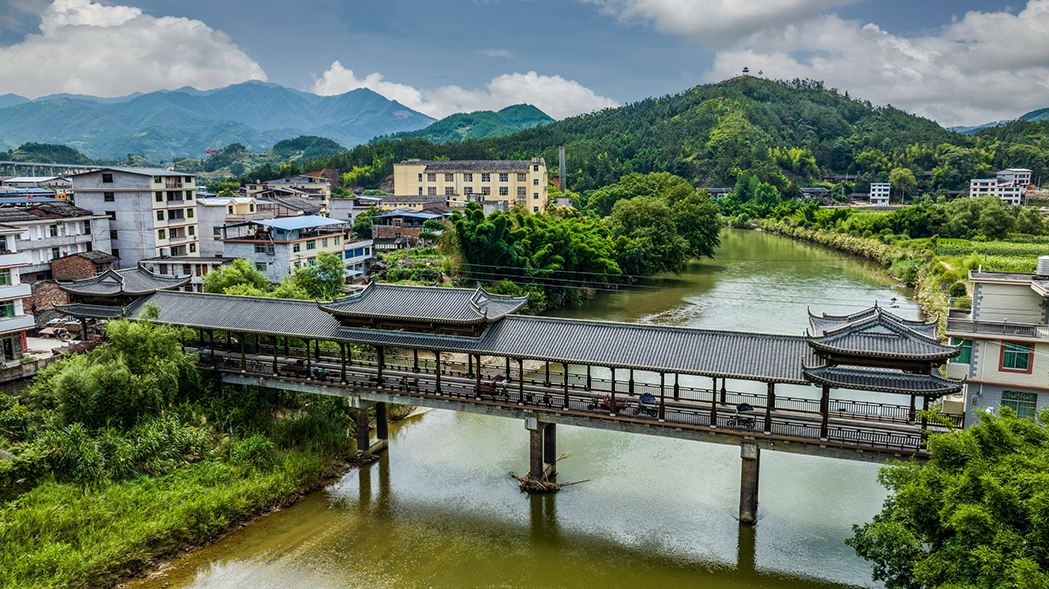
0 0 1043 125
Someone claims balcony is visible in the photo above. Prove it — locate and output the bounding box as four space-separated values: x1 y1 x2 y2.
0 314 35 335
0 251 29 268
946 317 1049 340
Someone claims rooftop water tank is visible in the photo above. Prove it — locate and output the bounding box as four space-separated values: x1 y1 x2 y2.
1037 256 1049 278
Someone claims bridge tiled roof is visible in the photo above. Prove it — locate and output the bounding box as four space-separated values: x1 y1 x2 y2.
809 304 937 338
318 283 527 324
58 266 191 297
803 366 964 396
808 313 958 361
53 303 129 319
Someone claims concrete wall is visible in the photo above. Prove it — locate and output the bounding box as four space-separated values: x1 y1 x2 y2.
973 281 1046 323
223 241 291 284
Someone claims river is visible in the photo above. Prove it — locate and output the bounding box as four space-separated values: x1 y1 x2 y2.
126 229 918 589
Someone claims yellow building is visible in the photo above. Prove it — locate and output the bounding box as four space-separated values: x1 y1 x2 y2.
393 158 548 213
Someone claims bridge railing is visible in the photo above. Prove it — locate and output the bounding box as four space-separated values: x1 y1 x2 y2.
195 347 936 455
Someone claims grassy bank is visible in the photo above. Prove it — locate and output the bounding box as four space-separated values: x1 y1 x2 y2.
0 316 410 589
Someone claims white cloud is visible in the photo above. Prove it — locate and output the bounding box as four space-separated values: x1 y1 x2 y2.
582 0 858 45
312 61 618 119
481 49 515 59
589 0 1049 126
0 0 265 98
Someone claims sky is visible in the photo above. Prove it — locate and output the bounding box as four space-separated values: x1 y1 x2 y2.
0 0 1045 126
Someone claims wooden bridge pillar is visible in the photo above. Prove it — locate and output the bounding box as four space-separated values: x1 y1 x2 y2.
305 340 312 379
609 368 618 416
659 372 666 422
314 340 321 360
239 334 246 373
468 354 474 377
562 362 570 408
413 348 419 373
629 369 634 395
254 333 260 355
434 351 442 394
585 364 592 390
475 356 482 395
920 396 929 451
272 336 279 375
376 346 385 387
283 337 289 358
764 383 775 434
518 358 525 404
544 361 551 387
340 344 347 383
721 378 727 402
710 381 719 428
739 440 760 525
673 373 679 401
820 385 830 441
505 356 511 380
908 394 917 423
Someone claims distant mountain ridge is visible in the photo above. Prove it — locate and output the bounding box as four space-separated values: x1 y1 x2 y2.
948 107 1049 135
378 104 554 144
0 81 435 161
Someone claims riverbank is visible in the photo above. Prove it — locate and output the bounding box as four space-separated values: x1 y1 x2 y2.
754 219 952 330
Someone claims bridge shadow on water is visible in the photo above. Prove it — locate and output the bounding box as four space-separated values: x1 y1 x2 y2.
345 452 862 589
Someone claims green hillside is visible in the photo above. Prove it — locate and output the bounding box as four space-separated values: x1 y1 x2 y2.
379 104 553 143
302 77 961 192
0 142 94 165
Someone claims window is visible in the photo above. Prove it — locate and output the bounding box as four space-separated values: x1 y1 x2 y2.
464 187 473 195
499 173 508 182
156 192 163 202
0 269 11 286
533 178 539 186
112 248 119 259
517 173 526 182
445 173 454 182
102 173 113 183
153 176 162 184
51 247 59 259
0 301 14 317
1001 342 1033 372
104 192 115 202
188 243 195 253
334 236 340 245
427 173 437 182
533 206 539 212
445 187 455 196
212 227 222 238
394 219 402 228
168 209 184 220
48 225 58 237
464 173 473 182
533 193 539 199
1002 391 1038 419
255 262 267 271
157 211 165 221
83 221 91 234
186 191 193 201
481 173 491 182
418 187 423 195
188 226 195 236
499 187 508 196
254 244 268 254
517 187 526 197
228 206 234 214
187 209 194 218
482 187 491 196
293 243 301 252
249 204 254 212
157 229 166 240
428 187 437 196
949 338 972 364
294 262 300 269
105 211 116 220
109 229 118 239
322 238 329 247
167 191 183 201
418 173 423 182
533 164 539 172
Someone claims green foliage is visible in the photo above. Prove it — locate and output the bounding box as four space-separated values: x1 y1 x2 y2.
203 258 270 294
376 104 553 144
847 409 1049 589
286 251 346 300
353 206 380 239
0 142 93 164
608 197 688 275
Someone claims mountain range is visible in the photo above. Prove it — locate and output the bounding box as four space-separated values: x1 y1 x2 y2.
948 108 1049 135
377 104 554 144
0 81 436 161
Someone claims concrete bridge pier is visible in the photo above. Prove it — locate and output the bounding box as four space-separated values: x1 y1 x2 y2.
349 398 389 453
739 440 760 525
525 417 556 482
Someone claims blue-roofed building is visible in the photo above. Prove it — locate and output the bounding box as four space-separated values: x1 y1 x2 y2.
372 209 446 251
218 215 352 284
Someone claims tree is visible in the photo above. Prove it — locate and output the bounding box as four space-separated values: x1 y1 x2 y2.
607 197 688 275
203 259 270 294
847 408 1049 589
890 168 918 201
353 206 380 239
288 251 345 300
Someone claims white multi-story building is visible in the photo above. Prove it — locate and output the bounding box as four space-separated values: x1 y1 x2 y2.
71 167 200 265
0 225 35 360
945 257 1049 427
0 203 111 281
969 168 1032 206
195 197 276 257
220 216 350 284
869 182 891 206
139 256 234 292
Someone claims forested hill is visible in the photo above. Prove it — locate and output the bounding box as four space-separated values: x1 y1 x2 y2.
376 104 554 144
304 77 960 192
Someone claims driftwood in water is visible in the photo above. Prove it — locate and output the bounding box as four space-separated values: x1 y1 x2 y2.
509 472 590 493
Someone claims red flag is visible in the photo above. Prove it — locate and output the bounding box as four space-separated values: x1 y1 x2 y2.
205 149 217 155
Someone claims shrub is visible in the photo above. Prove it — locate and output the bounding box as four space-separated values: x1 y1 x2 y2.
948 281 968 298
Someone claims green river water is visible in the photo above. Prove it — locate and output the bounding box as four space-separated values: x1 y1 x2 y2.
127 229 919 589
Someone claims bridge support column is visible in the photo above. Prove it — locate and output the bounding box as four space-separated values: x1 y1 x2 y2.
475 356 482 397
240 334 246 373
413 349 419 373
468 354 474 377
518 358 525 405
272 337 278 375
525 418 555 482
920 396 929 451
209 330 216 368
340 344 347 383
376 346 385 387
629 369 634 395
562 362 569 408
544 361 550 387
305 340 312 379
372 402 389 453
673 373 679 401
908 394 916 423
283 337 289 358
659 372 666 422
254 333 260 355
505 356 511 381
739 441 760 525
709 380 718 428
721 378 727 402
585 364 591 390
314 340 321 361
355 406 370 453
609 368 617 416
434 351 442 394
764 383 775 434
820 385 830 441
